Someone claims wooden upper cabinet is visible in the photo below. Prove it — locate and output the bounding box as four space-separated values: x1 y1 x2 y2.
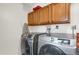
28 3 70 26
51 3 70 24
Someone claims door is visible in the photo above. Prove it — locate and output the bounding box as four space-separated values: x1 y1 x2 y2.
51 3 70 24
39 6 49 25
39 44 66 55
33 11 40 25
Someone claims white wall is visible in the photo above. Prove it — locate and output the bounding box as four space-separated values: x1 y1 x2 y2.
0 4 25 54
26 3 79 34
71 4 79 33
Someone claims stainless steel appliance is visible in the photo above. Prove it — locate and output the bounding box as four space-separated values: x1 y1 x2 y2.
38 34 76 55
21 23 35 55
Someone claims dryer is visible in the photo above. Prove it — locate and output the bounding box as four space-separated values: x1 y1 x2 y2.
21 23 36 55
38 34 76 55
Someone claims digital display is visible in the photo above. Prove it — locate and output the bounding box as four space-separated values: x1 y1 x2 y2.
58 39 70 45
62 40 70 44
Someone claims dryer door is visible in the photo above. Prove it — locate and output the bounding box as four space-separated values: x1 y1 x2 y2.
39 44 66 55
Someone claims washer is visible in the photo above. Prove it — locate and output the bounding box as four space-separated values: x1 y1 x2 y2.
38 34 76 55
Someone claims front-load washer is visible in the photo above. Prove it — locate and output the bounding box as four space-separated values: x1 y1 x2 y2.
38 34 76 55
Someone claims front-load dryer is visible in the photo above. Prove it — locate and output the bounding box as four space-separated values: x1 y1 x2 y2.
21 23 31 55
38 34 76 55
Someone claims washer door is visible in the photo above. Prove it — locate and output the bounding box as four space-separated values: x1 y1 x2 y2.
39 44 66 55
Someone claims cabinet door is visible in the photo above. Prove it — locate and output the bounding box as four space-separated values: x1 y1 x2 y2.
51 3 70 24
28 11 39 25
28 12 33 25
33 11 38 25
48 4 52 24
39 8 43 24
39 6 49 25
43 6 50 24
36 10 40 25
